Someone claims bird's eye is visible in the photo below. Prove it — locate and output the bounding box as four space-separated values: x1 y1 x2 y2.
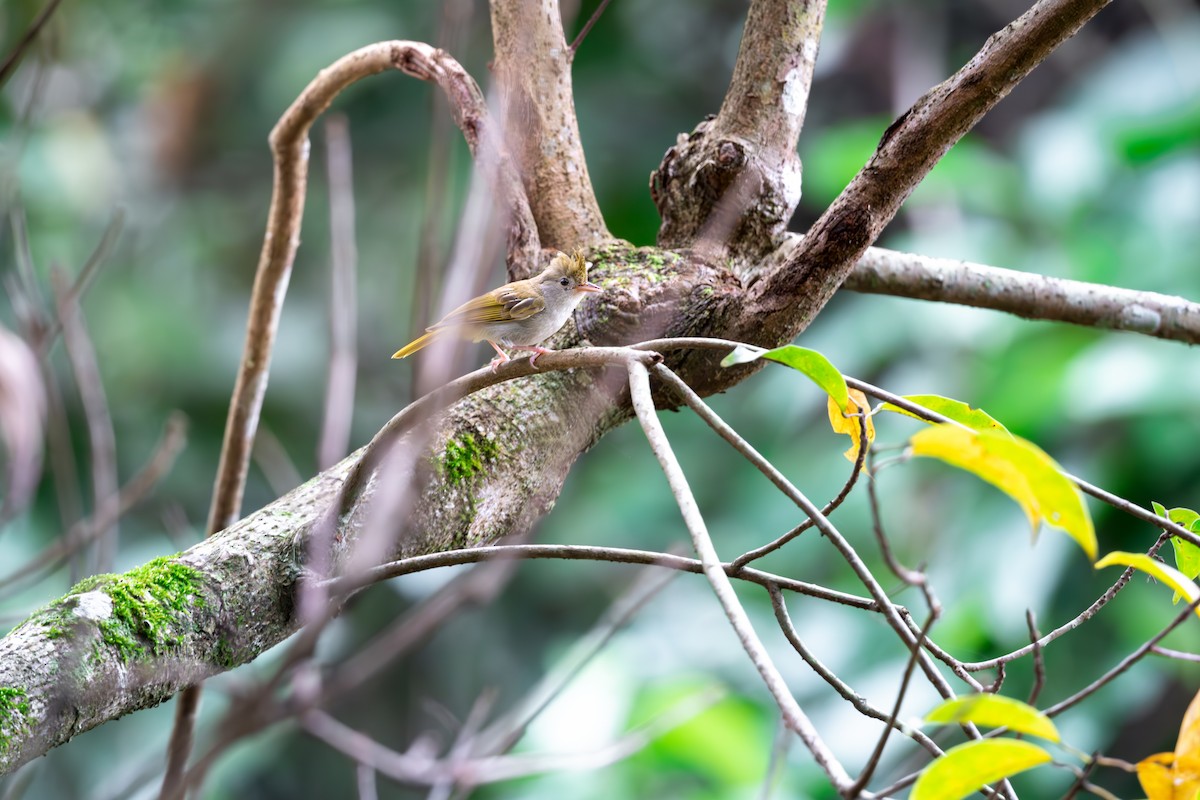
560 277 569 287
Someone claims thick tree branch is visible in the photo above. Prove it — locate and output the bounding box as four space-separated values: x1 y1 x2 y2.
651 0 826 263
165 42 538 797
747 0 1113 343
489 0 609 248
211 40 536 539
843 243 1200 345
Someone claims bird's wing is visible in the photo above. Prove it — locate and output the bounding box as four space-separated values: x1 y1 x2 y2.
499 290 546 320
432 288 545 328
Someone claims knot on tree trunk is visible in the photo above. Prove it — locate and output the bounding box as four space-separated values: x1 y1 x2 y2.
650 117 802 266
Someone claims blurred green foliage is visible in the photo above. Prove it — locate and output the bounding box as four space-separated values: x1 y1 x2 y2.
1 0 1199 798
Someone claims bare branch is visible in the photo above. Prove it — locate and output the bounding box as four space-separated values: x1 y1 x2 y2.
0 412 187 598
768 585 944 761
473 558 679 756
1152 646 1200 663
850 612 939 797
51 268 119 574
651 0 826 262
650 363 865 572
1026 610 1046 705
339 543 881 612
0 0 64 89
302 690 712 788
210 39 534 538
317 114 358 470
168 42 541 795
844 243 1200 346
626 359 854 792
489 0 609 248
749 0 1113 342
1044 598 1200 717
567 0 614 57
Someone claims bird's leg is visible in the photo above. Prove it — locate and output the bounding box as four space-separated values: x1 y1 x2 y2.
510 344 554 368
487 340 511 372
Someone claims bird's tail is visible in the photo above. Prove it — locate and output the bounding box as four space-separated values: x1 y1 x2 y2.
391 331 438 359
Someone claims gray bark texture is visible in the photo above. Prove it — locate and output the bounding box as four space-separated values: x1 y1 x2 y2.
0 0 1122 774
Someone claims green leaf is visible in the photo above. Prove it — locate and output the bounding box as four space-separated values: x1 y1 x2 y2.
1095 551 1200 616
924 695 1059 742
912 739 1053 800
761 346 847 407
880 395 1009 435
1151 505 1200 603
910 425 1097 560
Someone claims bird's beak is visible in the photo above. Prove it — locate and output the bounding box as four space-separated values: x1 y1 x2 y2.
576 281 603 294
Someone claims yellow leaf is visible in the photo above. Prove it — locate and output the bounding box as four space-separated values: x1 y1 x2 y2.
910 425 1097 560
912 739 1052 800
827 388 875 463
924 694 1059 742
1138 752 1178 800
1137 751 1200 800
1174 688 1200 782
1094 552 1200 617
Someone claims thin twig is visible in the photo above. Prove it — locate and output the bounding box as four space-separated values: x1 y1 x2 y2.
302 690 714 788
865 454 926 587
163 42 539 800
930 536 1167 674
627 359 854 792
0 413 187 597
332 543 883 613
1043 598 1200 717
1025 610 1045 705
426 689 497 800
768 584 944 760
850 612 939 797
568 0 615 57
474 554 682 756
317 114 358 470
729 409 867 572
651 363 865 571
5 213 81 534
0 0 64 89
51 267 119 576
323 557 523 704
36 211 125 357
1151 645 1200 662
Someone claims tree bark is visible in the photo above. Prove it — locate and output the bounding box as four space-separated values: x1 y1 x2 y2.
0 0 1145 774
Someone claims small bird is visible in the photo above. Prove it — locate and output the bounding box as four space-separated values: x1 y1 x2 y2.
392 250 602 369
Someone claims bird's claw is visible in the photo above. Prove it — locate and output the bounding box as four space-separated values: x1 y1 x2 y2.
526 347 553 369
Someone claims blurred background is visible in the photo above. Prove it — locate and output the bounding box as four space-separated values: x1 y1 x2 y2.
1 0 1199 797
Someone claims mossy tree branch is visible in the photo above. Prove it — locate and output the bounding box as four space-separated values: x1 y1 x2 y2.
3 0 1185 780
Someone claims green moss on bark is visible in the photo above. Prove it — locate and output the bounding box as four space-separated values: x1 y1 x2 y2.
439 434 500 485
27 557 206 662
94 557 204 661
0 688 29 755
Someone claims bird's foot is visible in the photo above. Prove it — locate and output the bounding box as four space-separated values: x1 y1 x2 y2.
518 346 554 369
